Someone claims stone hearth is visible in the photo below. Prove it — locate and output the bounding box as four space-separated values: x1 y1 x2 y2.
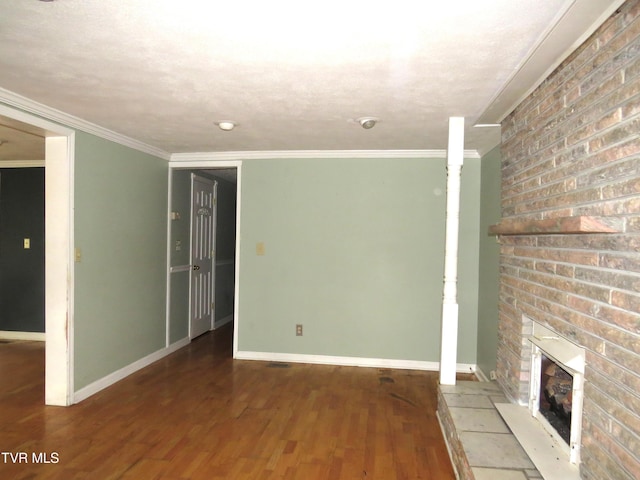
438 381 584 480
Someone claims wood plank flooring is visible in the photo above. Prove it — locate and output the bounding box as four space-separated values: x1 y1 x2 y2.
0 326 459 479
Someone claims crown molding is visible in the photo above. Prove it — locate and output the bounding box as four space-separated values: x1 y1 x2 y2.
171 149 481 162
0 87 171 160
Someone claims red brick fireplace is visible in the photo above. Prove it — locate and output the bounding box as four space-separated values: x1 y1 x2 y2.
494 1 640 478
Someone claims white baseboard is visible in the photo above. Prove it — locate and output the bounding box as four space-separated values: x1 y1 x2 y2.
213 314 233 330
235 350 476 373
475 366 490 382
73 337 190 403
0 330 45 341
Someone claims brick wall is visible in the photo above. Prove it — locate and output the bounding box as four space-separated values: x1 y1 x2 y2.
496 1 640 479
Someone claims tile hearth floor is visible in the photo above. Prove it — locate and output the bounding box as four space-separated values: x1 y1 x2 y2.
439 381 542 480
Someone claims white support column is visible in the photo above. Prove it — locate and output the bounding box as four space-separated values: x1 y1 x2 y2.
439 117 464 385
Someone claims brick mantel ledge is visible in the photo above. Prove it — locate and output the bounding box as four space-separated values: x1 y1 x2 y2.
489 215 625 236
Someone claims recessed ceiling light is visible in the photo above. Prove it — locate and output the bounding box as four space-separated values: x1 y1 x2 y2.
356 117 378 129
216 121 236 131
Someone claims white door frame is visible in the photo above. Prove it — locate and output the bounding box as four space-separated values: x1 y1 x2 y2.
0 103 75 406
167 160 241 357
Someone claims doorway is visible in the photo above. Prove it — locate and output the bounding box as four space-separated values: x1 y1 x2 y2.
0 104 74 406
167 162 240 355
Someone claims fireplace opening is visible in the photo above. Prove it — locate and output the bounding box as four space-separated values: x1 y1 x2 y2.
527 319 586 465
539 354 573 444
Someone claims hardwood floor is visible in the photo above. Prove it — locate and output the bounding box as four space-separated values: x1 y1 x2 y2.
0 326 458 479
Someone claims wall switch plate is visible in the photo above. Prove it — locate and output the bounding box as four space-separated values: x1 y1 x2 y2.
490 370 497 380
23 238 30 249
296 324 303 336
74 248 82 262
256 242 265 256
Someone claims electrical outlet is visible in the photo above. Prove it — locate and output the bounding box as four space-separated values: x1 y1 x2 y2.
490 370 497 380
296 324 303 336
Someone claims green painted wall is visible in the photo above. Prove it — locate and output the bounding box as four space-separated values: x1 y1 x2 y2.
458 157 481 364
169 170 192 268
237 157 480 364
168 169 191 343
169 270 190 343
74 132 168 389
476 146 501 376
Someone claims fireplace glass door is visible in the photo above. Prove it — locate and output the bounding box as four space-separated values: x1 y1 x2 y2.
528 320 585 465
539 354 573 444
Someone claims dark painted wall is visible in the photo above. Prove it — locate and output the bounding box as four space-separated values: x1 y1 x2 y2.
209 175 236 323
0 168 45 332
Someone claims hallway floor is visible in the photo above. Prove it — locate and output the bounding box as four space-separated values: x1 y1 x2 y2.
0 326 457 479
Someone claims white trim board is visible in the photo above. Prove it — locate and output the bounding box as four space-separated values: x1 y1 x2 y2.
0 160 45 168
73 337 190 403
170 264 191 273
45 134 75 406
171 149 481 162
236 351 476 373
474 366 491 383
0 331 45 341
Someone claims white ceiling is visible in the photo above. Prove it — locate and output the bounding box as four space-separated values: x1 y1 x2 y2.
0 0 625 160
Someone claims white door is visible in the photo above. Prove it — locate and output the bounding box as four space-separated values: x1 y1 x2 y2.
189 174 217 339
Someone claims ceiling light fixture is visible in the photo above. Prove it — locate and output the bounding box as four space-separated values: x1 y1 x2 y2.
357 117 378 129
216 121 236 131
